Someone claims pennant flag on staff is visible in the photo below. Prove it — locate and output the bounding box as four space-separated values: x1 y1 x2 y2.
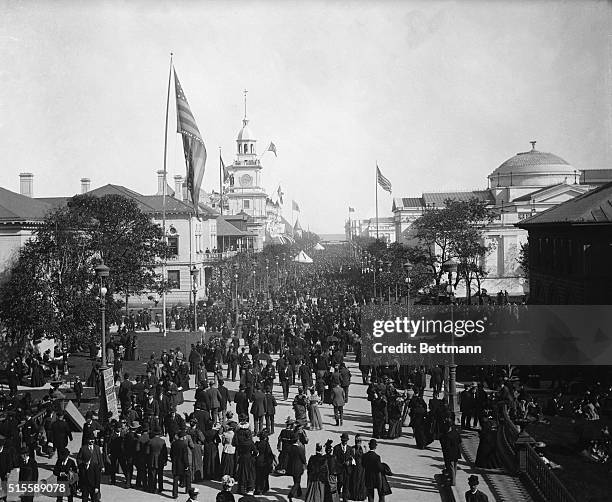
292 200 300 212
348 206 355 212
277 185 284 205
267 141 278 157
376 165 392 193
174 69 207 211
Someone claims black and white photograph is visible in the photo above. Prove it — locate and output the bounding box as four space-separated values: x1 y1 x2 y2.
1 1 611 502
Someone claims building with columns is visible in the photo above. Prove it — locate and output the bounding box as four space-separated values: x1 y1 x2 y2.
392 142 610 296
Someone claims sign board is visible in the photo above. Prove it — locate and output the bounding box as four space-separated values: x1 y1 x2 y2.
102 368 119 419
63 400 85 432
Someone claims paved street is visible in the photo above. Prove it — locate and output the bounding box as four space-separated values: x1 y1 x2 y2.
35 357 450 502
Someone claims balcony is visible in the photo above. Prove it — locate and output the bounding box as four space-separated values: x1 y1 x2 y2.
199 251 238 263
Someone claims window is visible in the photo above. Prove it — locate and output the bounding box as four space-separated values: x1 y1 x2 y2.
243 199 250 209
167 270 180 289
167 236 179 256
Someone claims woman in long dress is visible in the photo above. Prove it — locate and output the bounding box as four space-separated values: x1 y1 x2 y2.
202 427 221 480
277 418 296 474
308 388 323 431
347 436 366 501
188 421 205 482
233 421 257 494
386 391 403 439
305 443 328 502
324 440 340 502
254 430 275 495
220 426 236 477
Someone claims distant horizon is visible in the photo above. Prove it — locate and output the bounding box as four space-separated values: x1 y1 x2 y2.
2 1 610 234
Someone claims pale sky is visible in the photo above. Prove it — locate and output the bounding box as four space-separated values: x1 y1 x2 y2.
1 0 611 233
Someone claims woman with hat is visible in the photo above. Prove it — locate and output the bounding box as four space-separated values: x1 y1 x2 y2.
254 429 275 495
286 435 307 502
220 418 236 478
276 417 295 474
233 417 257 494
187 419 204 482
304 443 328 502
202 424 221 481
216 475 236 502
465 475 489 501
347 435 367 501
307 387 323 431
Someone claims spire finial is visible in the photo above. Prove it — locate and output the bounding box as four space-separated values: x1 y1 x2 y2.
243 89 248 120
530 141 536 150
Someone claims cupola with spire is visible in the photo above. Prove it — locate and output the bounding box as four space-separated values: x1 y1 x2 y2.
237 89 257 157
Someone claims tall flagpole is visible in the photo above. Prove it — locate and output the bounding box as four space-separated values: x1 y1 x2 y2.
375 163 379 240
219 147 223 215
161 52 173 337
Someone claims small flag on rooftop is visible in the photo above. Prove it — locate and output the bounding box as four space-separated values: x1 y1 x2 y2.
292 200 300 212
267 142 277 157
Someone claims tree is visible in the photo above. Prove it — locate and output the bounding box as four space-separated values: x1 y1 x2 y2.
0 194 167 348
518 241 529 280
412 198 495 302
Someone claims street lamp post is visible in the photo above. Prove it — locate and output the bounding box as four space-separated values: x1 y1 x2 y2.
275 256 279 288
233 264 239 327
443 258 459 415
252 270 256 298
265 260 270 299
95 262 110 369
191 265 199 331
403 261 413 317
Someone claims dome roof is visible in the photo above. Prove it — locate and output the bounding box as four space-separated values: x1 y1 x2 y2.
237 119 256 142
491 142 573 176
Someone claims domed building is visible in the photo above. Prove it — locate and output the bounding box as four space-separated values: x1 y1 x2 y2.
392 141 602 298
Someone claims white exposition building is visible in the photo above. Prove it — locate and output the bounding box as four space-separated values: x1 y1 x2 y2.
391 142 611 297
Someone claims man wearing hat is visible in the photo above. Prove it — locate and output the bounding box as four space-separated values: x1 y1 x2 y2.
0 434 14 501
78 448 101 502
460 384 476 429
170 429 191 499
18 447 38 502
135 422 150 489
362 439 386 502
53 447 78 502
82 411 101 446
186 486 199 502
234 384 250 420
333 433 354 502
50 412 73 456
465 475 489 501
122 421 139 488
165 406 186 443
146 425 167 494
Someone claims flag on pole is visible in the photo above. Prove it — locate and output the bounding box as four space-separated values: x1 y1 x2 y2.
376 165 392 193
277 185 284 205
221 155 230 183
348 206 355 212
292 200 300 212
267 142 277 157
174 70 207 210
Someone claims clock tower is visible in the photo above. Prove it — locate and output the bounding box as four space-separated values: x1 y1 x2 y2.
225 91 268 250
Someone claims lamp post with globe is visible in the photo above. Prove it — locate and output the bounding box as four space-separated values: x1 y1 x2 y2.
403 261 413 316
94 261 110 369
190 265 199 331
443 258 459 415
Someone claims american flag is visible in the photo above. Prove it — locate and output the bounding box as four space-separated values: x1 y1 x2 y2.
277 185 284 204
221 154 230 183
268 142 277 157
174 70 207 210
376 165 392 193
292 200 300 212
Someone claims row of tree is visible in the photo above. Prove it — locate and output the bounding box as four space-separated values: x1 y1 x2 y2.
355 198 498 303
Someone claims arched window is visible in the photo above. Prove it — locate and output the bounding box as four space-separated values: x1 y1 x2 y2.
250 144 254 154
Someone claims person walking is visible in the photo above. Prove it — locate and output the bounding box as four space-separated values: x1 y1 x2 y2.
233 418 257 495
170 430 192 499
347 435 367 501
465 475 489 501
254 430 275 495
53 447 78 502
250 384 266 435
304 443 328 502
333 433 354 502
286 436 306 502
146 425 168 494
440 417 462 486
362 439 389 502
78 449 101 502
263 387 277 434
331 383 346 427
308 387 323 431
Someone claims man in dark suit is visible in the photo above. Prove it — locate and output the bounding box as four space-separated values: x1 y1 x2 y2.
82 412 101 446
339 363 352 404
250 384 266 435
277 354 289 400
362 439 385 502
264 387 277 434
164 407 185 442
118 373 134 411
333 433 354 502
430 365 444 396
18 448 38 502
234 385 250 420
440 417 462 486
54 447 78 502
203 381 223 425
78 449 101 502
331 383 346 426
191 403 212 433
217 379 231 423
146 426 168 493
50 411 73 454
170 430 191 499
286 437 306 502
135 423 150 489
465 475 489 501
77 433 104 469
72 376 83 408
